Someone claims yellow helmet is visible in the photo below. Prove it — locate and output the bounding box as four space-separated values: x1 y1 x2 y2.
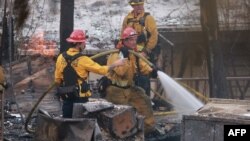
128 0 144 6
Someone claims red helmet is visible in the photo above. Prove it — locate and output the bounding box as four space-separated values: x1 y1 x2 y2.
121 27 137 40
66 29 86 43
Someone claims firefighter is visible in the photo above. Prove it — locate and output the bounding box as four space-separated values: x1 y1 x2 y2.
54 29 125 118
119 0 159 64
105 27 158 134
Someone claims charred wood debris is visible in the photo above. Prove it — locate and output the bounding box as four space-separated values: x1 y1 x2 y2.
2 56 180 141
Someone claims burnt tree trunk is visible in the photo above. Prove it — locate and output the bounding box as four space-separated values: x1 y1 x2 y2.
60 0 74 53
0 0 8 65
0 16 8 65
200 0 229 98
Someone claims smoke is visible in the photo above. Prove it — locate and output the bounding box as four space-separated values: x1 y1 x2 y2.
48 0 59 15
13 0 30 31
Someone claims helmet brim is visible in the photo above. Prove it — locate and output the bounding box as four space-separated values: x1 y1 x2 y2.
122 34 138 40
129 2 144 6
66 38 86 43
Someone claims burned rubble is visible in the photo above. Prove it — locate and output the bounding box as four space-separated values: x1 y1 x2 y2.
2 56 180 141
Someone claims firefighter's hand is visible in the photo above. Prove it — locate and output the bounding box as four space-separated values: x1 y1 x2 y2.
110 58 127 70
120 47 129 58
151 66 158 78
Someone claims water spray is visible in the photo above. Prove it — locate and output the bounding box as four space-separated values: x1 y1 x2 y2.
157 71 204 118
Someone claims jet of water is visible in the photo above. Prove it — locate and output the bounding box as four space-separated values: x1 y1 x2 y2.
157 71 204 117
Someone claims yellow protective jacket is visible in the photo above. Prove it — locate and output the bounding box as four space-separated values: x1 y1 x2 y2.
121 10 158 52
107 52 152 87
0 66 5 85
0 66 5 91
55 48 109 97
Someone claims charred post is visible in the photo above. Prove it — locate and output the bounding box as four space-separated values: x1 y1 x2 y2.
200 0 229 98
60 0 74 53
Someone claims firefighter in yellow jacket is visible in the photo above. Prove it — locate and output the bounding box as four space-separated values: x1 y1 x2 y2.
106 27 158 134
120 0 159 63
55 29 125 118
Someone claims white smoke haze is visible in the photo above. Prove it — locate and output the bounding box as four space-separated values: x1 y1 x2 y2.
2 0 245 49
7 0 200 49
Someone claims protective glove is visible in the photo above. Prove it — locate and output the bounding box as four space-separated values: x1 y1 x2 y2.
151 66 158 78
120 47 129 58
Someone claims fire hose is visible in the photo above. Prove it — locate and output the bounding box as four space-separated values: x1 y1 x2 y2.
25 49 154 133
179 82 209 103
